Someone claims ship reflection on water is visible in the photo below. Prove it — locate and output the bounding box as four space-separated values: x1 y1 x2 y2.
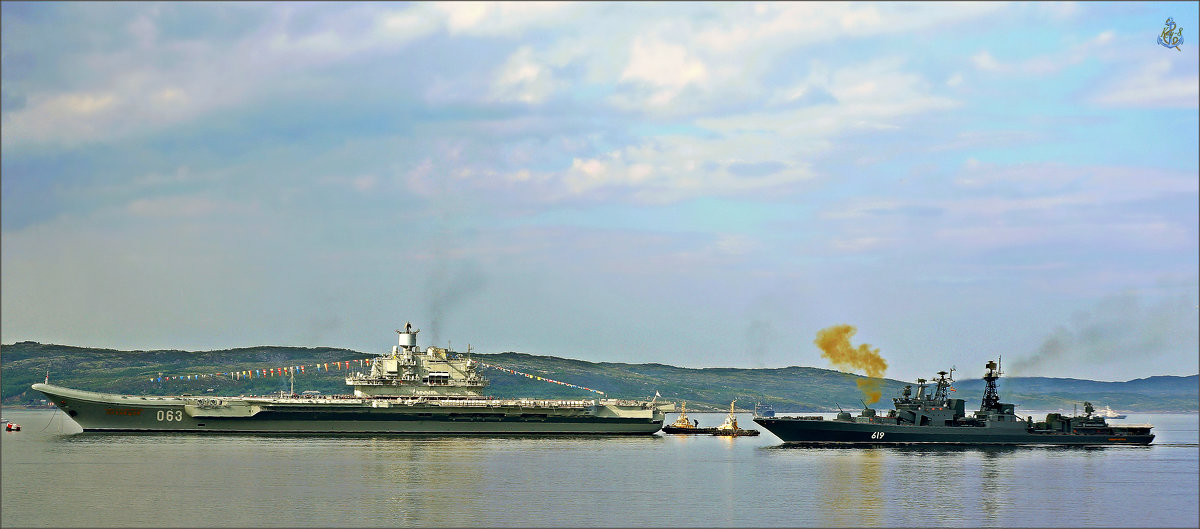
783 445 1025 527
4 410 1194 528
817 449 885 527
760 439 1166 527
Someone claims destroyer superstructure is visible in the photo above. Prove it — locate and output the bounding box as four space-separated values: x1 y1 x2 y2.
754 360 1154 445
33 324 668 434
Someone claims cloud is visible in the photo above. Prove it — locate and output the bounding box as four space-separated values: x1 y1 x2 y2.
432 1 570 36
262 4 441 61
727 161 787 178
819 160 1198 257
972 51 1002 71
1 4 442 149
701 57 960 154
694 3 1001 53
1090 56 1200 108
424 50 959 206
712 234 760 256
950 160 1198 201
831 236 893 253
0 196 284 348
126 195 225 218
965 26 1196 110
618 35 709 107
2 91 117 145
1035 1 1081 20
600 4 997 115
490 45 563 104
928 130 1044 152
544 141 813 204
2 2 1196 380
972 30 1117 76
941 162 1197 251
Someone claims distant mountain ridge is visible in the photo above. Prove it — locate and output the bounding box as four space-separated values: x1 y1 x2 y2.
2 341 1196 412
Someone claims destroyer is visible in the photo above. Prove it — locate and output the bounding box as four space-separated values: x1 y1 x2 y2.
33 324 669 434
754 360 1153 445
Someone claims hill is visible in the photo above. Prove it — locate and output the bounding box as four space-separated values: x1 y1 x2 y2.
2 342 1196 412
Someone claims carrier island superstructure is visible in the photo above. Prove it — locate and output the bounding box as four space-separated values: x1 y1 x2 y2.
32 324 669 434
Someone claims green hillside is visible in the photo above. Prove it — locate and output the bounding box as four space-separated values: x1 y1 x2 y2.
2 342 1196 412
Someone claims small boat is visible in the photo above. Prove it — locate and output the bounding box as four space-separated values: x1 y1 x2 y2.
712 400 759 437
5 422 20 432
1096 405 1127 419
661 402 718 434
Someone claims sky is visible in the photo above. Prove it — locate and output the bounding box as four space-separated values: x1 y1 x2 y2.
2 2 1197 385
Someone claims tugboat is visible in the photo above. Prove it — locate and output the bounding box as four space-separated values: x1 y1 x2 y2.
661 402 717 434
712 400 760 437
754 360 1154 445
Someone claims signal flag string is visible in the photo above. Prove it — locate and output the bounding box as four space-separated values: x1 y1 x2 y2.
147 359 372 383
475 361 606 395
145 357 607 395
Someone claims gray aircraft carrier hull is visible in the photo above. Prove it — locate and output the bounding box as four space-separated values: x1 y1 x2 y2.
33 383 664 435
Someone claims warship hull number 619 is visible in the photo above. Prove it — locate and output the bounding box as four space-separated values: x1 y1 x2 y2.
754 360 1154 445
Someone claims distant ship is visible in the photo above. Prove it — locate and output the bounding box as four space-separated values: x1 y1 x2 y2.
32 324 669 435
754 360 1154 445
1096 405 1127 420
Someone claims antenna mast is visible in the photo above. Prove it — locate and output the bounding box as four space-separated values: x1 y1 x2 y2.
980 360 1002 412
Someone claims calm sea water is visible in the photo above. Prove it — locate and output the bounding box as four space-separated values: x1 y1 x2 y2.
2 409 1196 528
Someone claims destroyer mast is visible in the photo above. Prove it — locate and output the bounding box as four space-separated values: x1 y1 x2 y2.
980 359 1002 413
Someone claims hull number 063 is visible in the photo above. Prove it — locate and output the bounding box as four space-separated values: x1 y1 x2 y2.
870 431 885 440
157 410 184 422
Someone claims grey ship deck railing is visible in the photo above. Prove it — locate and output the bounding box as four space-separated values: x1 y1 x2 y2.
108 393 644 409
238 396 604 408
347 380 482 387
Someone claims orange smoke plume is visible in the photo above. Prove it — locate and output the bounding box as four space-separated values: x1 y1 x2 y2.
814 324 888 404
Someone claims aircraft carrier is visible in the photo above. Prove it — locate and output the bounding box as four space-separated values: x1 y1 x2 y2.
754 360 1154 445
32 323 669 435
